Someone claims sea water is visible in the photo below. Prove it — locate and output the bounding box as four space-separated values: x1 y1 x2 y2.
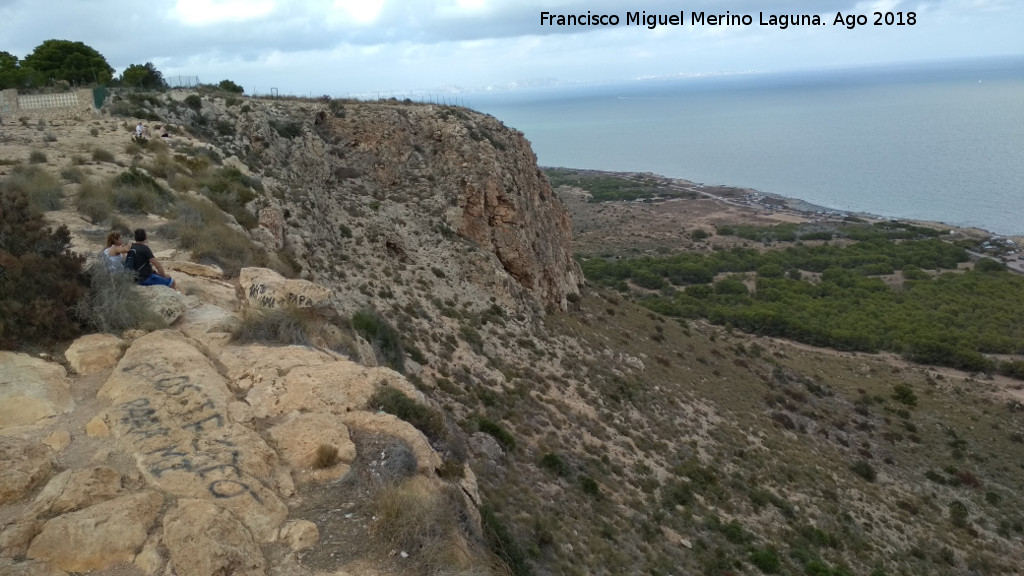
469 57 1024 236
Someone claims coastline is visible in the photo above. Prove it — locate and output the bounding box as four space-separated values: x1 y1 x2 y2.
547 166 1024 274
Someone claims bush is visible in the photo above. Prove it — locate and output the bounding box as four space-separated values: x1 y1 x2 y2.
371 478 492 575
162 197 259 277
1 164 64 212
478 416 515 451
367 384 446 443
850 460 877 482
184 94 202 111
749 547 782 574
77 261 164 333
351 307 405 373
0 188 87 349
92 148 115 163
892 383 918 406
231 305 316 346
539 453 570 477
28 150 47 164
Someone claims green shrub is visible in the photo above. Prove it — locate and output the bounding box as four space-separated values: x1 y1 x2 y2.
367 384 446 442
850 460 877 482
92 148 115 163
162 197 258 277
60 166 87 183
0 188 87 349
184 94 202 110
351 308 405 373
749 547 782 574
478 416 515 450
539 453 570 477
28 150 47 164
892 383 918 406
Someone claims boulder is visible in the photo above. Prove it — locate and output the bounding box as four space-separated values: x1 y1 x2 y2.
162 499 266 576
279 520 319 551
239 267 331 309
131 285 196 325
268 412 355 481
164 260 224 278
26 491 163 572
0 353 73 428
0 520 43 559
246 360 417 419
98 331 286 542
0 437 51 504
42 431 70 452
28 466 123 517
63 334 125 375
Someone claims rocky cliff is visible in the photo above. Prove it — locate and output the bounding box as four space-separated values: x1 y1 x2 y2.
216 97 581 314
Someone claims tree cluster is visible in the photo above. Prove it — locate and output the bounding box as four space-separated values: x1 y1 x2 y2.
582 238 1024 375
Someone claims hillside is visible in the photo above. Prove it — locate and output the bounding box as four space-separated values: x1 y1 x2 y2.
1 89 1024 576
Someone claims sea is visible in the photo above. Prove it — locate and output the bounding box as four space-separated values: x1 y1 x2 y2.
468 56 1024 236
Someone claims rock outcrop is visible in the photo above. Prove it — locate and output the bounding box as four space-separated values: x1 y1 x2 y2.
0 265 478 575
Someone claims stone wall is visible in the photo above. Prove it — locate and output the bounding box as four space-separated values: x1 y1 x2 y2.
0 88 97 121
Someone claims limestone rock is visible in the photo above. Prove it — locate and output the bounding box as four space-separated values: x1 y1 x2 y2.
131 285 195 325
177 303 236 341
0 520 43 558
0 437 51 504
279 520 319 551
164 260 224 278
85 415 109 437
133 533 164 575
228 401 254 423
28 466 123 517
42 431 70 452
63 334 125 375
163 499 266 576
268 412 355 481
218 343 335 386
26 490 163 572
98 331 286 542
0 557 65 576
257 207 286 250
341 411 442 475
246 360 417 419
239 267 331 309
0 352 73 428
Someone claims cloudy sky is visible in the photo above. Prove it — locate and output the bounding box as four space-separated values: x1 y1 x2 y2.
2 0 1021 96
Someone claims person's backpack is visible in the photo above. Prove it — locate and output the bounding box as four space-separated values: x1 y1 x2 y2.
123 248 140 279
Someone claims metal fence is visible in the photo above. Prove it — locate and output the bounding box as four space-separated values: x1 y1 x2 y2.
166 76 201 89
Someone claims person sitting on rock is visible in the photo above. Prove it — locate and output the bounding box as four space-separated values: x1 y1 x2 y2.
102 231 131 272
126 228 178 290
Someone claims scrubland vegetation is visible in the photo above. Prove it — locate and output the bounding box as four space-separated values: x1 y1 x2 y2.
581 232 1024 376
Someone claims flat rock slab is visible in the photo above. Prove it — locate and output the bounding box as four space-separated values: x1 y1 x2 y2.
163 498 266 576
64 334 125 375
26 490 163 573
0 437 52 505
0 352 73 428
239 267 331 309
98 330 286 542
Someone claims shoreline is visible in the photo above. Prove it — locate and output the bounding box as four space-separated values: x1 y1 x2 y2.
546 165 1023 243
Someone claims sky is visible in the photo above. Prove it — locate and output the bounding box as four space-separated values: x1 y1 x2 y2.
1 0 1021 96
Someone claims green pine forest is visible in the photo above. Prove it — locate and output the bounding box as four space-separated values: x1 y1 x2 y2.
579 226 1024 378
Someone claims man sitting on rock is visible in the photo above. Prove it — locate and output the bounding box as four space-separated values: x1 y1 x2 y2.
126 228 178 291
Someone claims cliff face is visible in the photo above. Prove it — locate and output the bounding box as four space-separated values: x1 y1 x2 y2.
230 99 581 313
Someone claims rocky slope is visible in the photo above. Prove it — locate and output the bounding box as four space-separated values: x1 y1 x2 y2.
2 91 1024 576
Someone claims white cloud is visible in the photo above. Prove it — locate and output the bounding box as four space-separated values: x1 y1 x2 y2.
172 0 275 25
